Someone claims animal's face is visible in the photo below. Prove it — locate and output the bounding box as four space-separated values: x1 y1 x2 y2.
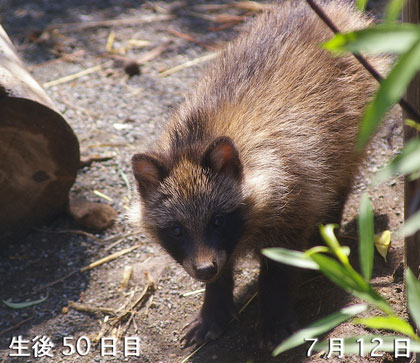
131 137 246 282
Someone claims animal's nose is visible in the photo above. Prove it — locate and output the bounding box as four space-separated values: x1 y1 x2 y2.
193 261 217 281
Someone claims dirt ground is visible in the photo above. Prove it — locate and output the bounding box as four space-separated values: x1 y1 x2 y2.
0 0 410 362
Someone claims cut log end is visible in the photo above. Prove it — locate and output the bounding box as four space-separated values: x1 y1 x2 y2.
0 97 80 235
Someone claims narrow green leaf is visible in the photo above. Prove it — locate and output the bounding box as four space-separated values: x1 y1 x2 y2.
358 193 374 281
406 268 420 330
310 253 392 314
398 209 420 238
405 119 420 132
323 23 420 54
305 245 351 257
314 335 420 354
2 295 48 309
310 253 363 291
355 315 418 339
357 39 420 150
305 246 331 256
374 138 420 185
385 0 407 23
262 248 319 270
273 304 367 355
409 170 420 181
352 289 393 315
319 224 349 266
356 0 369 11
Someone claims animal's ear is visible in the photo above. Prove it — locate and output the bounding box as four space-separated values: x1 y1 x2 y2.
131 153 168 199
201 136 242 180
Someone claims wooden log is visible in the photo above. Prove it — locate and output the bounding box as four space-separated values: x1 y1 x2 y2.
402 3 420 361
0 25 80 236
402 0 420 279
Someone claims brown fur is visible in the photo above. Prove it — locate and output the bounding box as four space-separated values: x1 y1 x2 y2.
130 0 388 347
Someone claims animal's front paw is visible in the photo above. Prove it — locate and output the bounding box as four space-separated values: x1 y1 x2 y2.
258 315 298 351
181 303 235 347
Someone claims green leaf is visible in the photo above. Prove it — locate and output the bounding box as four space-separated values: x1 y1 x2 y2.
374 138 420 184
409 170 420 181
2 295 48 309
406 268 420 330
272 304 367 355
305 246 331 256
356 0 369 11
310 253 363 291
355 315 418 339
262 248 319 270
385 0 407 23
357 39 420 150
314 335 420 354
352 289 393 315
358 193 374 281
323 23 420 54
319 224 349 266
398 209 420 238
310 253 392 314
405 119 420 132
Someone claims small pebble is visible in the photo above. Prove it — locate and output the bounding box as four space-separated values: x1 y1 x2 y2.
124 60 141 76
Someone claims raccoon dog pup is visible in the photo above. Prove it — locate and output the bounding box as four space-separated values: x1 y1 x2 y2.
131 0 387 348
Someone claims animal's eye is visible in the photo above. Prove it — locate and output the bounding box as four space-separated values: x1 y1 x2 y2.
171 225 183 237
213 216 225 228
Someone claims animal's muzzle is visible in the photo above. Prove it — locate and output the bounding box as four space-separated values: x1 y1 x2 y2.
193 261 218 281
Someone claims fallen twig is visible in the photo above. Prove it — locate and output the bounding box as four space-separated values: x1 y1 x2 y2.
187 11 247 23
193 2 269 12
230 1 270 12
30 237 139 294
32 270 79 294
137 41 172 64
208 22 241 32
238 291 257 314
80 244 141 272
168 27 216 51
106 30 116 53
102 41 171 76
159 53 216 77
103 232 138 244
182 288 205 297
104 233 139 251
29 50 85 70
34 227 101 241
43 60 113 88
93 190 114 202
144 1 187 14
57 89 98 119
144 295 154 316
68 301 117 316
119 169 132 202
120 265 134 291
87 142 128 148
34 228 136 247
192 4 231 11
79 155 115 168
337 233 358 241
46 15 174 32
181 343 206 363
0 316 33 336
125 274 154 312
109 273 155 338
